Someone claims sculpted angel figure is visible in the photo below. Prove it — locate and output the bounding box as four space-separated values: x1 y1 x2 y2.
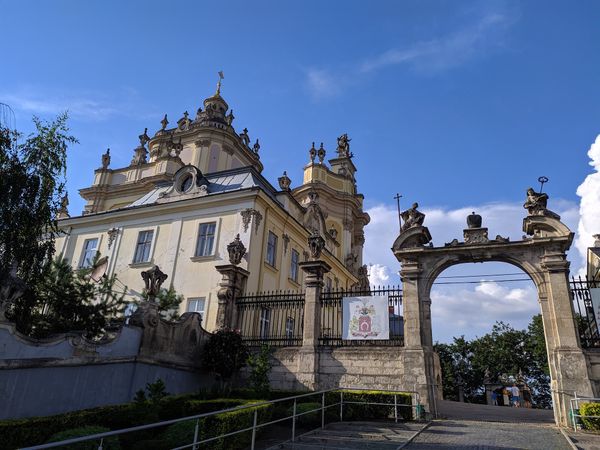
523 187 548 215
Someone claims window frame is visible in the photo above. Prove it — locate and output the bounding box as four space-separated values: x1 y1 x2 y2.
266 231 278 268
186 297 206 318
132 229 155 264
79 237 100 268
285 316 295 339
290 248 299 282
259 307 271 338
195 221 217 257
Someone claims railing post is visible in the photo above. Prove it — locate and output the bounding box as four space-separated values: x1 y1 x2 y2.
340 391 343 422
292 399 297 442
394 394 398 423
97 438 103 450
322 392 326 429
251 408 258 450
192 418 200 450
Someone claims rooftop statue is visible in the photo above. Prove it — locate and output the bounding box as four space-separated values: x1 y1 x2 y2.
400 202 425 233
101 148 111 169
138 128 150 148
226 110 234 126
336 133 351 157
239 128 250 147
524 187 549 215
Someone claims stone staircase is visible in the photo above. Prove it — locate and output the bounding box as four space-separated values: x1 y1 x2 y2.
271 421 426 449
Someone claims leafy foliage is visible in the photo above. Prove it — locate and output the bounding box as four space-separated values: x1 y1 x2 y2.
202 329 249 385
0 115 76 284
247 344 273 395
46 426 121 449
141 286 183 320
580 402 600 431
434 315 551 407
8 256 127 339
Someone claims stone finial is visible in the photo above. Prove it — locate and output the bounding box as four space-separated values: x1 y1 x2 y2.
308 232 325 259
467 211 482 229
141 265 168 302
253 139 260 155
227 234 246 265
239 128 250 146
101 148 111 169
278 171 291 191
309 142 316 163
225 110 234 126
317 142 326 164
139 128 150 148
400 202 425 233
594 234 600 247
160 114 169 131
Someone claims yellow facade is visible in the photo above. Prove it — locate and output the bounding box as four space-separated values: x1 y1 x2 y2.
56 85 370 331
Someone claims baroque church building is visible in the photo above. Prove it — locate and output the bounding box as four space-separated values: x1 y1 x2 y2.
55 81 370 331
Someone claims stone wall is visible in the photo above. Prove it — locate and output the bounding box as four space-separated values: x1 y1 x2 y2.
264 346 429 403
585 349 600 397
0 310 212 420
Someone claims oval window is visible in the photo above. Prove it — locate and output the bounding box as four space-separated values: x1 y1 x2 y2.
180 175 194 192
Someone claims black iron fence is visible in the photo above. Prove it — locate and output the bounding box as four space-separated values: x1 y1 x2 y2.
570 276 600 348
236 290 305 347
319 286 404 347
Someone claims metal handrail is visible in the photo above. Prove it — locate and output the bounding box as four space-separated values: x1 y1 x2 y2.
20 387 421 450
569 394 600 431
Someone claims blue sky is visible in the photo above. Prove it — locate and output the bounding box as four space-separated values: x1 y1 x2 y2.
2 0 600 341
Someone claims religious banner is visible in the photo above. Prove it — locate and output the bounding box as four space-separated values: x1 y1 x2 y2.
342 296 389 340
589 288 600 328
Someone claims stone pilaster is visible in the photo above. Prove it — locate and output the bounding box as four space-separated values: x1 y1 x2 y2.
215 264 249 330
297 260 331 390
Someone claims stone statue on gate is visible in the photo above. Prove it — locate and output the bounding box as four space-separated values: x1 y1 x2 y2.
400 202 425 233
523 187 560 219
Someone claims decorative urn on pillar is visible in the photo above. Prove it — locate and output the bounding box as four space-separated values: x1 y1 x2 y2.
226 234 246 265
308 232 325 259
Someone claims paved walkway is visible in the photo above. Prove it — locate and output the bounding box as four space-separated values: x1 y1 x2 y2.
436 399 556 424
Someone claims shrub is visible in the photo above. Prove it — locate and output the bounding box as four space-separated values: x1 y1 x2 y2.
326 390 413 421
580 402 600 431
247 345 273 395
161 402 273 450
46 426 120 449
287 402 322 428
202 329 249 386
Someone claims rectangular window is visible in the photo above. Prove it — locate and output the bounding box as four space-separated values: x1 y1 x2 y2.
285 316 295 339
290 249 299 282
195 222 216 257
80 238 99 268
133 230 154 263
187 297 206 317
266 231 277 267
259 307 271 338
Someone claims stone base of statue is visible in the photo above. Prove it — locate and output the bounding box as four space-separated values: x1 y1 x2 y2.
392 226 432 251
463 227 489 245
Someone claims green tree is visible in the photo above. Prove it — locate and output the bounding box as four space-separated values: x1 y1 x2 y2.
141 286 183 320
0 114 77 283
247 344 273 395
202 329 249 389
434 315 551 407
9 256 127 339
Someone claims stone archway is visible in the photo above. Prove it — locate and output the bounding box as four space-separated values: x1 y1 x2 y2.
392 204 595 426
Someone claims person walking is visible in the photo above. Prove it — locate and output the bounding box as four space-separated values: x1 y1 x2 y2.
491 390 498 406
511 384 521 408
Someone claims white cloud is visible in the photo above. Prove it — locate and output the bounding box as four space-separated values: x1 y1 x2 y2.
305 10 515 99
363 199 578 342
368 263 390 287
575 134 600 274
0 86 157 122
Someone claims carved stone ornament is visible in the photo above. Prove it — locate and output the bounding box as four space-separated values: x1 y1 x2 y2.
282 233 290 254
278 171 291 191
227 234 246 265
309 142 317 163
101 148 111 169
241 208 263 234
400 202 425 233
141 265 168 302
239 128 250 147
57 193 70 219
336 133 351 158
107 227 119 250
467 212 482 229
523 187 560 219
464 227 489 245
317 143 326 163
253 139 260 155
308 232 325 259
160 114 169 131
131 146 148 165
